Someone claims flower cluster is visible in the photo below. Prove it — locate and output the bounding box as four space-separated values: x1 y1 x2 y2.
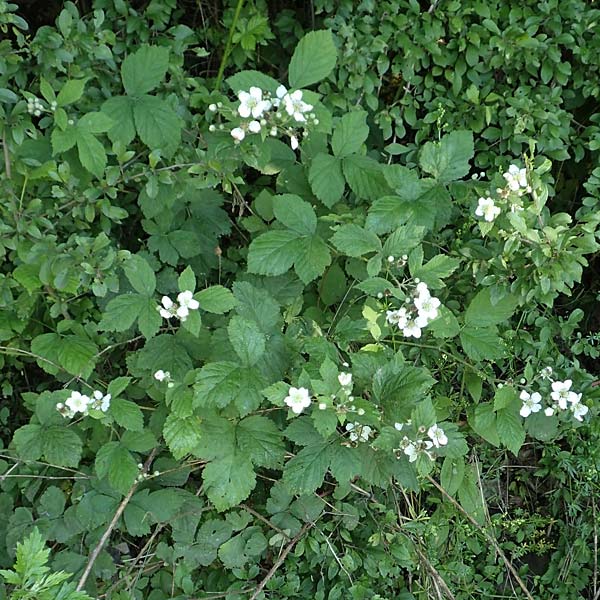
158 291 199 322
211 84 317 150
395 423 448 463
503 164 531 195
345 421 372 443
519 368 588 422
26 96 44 116
56 389 111 419
386 281 441 339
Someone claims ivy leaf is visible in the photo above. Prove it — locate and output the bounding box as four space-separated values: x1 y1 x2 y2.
288 30 337 89
331 111 369 157
121 45 170 96
247 230 301 276
308 153 345 208
331 224 381 257
419 130 474 183
228 316 266 367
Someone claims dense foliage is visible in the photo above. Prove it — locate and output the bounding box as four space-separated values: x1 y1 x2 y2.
1 0 600 598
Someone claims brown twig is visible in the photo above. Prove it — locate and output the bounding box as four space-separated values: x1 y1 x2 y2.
248 522 312 600
76 448 159 592
426 475 535 600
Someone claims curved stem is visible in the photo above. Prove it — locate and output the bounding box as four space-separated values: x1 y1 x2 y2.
215 0 245 90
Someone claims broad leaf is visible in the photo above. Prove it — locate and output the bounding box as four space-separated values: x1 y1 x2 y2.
419 130 474 183
308 153 345 208
331 111 369 157
121 45 170 96
288 30 337 89
133 95 182 156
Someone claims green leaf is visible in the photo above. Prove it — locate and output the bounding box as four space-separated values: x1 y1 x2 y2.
294 234 331 284
76 131 106 178
441 456 465 496
332 224 381 257
411 254 461 289
419 130 474 183
342 154 390 200
197 285 236 314
41 426 82 467
99 293 148 332
178 266 196 293
123 254 156 296
78 111 113 134
458 467 486 524
39 486 66 519
110 398 144 431
496 406 525 456
137 298 162 338
56 335 97 377
464 288 518 327
288 30 337 89
121 429 156 452
284 442 331 494
460 326 504 361
51 127 77 154
133 95 182 157
12 424 44 461
237 416 285 468
470 403 500 446
331 111 369 157
226 70 280 95
202 454 256 512
272 194 317 235
308 153 345 208
428 306 460 339
382 225 425 256
121 45 170 96
163 413 202 460
247 230 301 276
57 79 87 106
228 316 266 367
96 442 138 495
102 95 136 147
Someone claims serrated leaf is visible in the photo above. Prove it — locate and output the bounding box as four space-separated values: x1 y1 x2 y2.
56 335 97 377
331 111 369 157
465 288 518 327
308 153 345 208
284 442 330 494
51 127 77 154
197 285 236 314
163 413 202 460
288 30 337 89
41 426 82 467
331 224 381 257
226 70 280 94
419 130 474 183
76 131 106 178
202 454 256 512
294 234 331 284
237 416 285 468
247 230 301 276
272 194 317 235
228 316 266 367
470 403 500 446
111 398 144 431
460 326 504 361
496 407 525 456
12 424 44 461
121 45 170 96
102 95 136 147
441 456 465 496
382 225 425 256
411 254 460 289
133 95 181 156
178 266 196 293
342 154 389 200
100 293 148 332
123 254 156 296
96 442 138 495
78 111 113 134
57 79 86 106
121 430 156 452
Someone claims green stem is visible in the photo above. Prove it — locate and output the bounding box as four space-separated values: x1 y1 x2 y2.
215 0 245 91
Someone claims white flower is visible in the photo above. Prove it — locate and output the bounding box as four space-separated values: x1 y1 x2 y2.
159 296 175 319
402 319 422 339
519 390 542 417
176 305 189 321
284 386 311 414
387 255 395 263
208 103 217 112
414 295 441 322
394 422 404 431
65 391 91 414
544 406 555 417
403 441 418 462
248 120 261 133
550 380 579 410
338 372 352 388
273 84 287 107
503 164 531 194
571 402 589 422
475 196 501 222
231 127 245 142
290 135 299 150
427 424 448 448
269 126 278 136
283 90 313 122
154 370 169 382
415 281 430 299
386 308 409 329
237 87 271 119
177 290 199 311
